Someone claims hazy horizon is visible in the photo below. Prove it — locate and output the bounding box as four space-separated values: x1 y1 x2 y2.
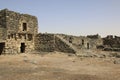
0 0 120 37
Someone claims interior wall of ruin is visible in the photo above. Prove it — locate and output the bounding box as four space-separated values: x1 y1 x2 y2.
57 34 103 49
35 33 103 53
35 33 76 53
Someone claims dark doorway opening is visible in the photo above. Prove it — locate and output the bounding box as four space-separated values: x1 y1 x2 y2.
87 43 90 49
20 43 26 53
82 39 84 45
0 43 5 55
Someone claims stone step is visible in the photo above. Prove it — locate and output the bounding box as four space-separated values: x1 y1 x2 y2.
55 35 79 53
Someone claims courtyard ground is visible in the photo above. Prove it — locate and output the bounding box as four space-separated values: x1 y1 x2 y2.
0 52 120 80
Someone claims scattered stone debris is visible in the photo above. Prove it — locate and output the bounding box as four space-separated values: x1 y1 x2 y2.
23 56 28 62
114 59 120 64
30 60 37 65
23 57 28 62
110 52 120 58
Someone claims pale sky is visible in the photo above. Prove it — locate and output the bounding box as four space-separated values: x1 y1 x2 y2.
0 0 120 37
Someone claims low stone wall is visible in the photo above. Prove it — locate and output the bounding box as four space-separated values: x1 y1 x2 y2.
103 35 120 48
35 33 75 53
35 33 55 52
103 48 120 52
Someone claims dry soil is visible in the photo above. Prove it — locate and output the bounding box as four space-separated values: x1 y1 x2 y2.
0 52 120 80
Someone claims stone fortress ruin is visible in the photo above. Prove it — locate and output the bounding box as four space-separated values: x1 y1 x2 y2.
0 9 119 55
0 9 38 54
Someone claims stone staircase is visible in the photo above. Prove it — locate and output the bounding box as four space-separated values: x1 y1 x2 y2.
55 35 80 54
55 35 95 55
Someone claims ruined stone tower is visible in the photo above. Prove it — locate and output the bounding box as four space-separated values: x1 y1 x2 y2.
0 9 38 54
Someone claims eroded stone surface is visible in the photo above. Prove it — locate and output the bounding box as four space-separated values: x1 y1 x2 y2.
0 9 38 54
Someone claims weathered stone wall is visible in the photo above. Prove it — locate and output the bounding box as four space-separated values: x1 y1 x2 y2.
35 33 103 53
5 9 38 35
55 36 75 53
0 9 38 54
0 9 7 40
35 33 55 52
57 34 103 49
35 33 75 53
87 34 103 49
103 35 120 48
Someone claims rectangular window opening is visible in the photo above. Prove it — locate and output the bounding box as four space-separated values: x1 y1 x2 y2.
23 23 27 31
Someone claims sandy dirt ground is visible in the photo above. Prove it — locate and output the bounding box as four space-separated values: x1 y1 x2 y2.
0 52 120 80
